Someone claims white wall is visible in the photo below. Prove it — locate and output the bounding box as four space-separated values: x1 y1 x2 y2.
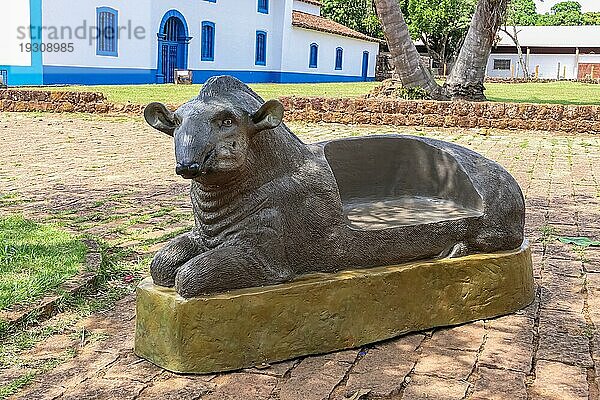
43 0 155 69
282 27 378 77
578 54 600 65
531 54 578 79
1 3 33 66
487 51 600 80
292 0 321 15
185 0 285 72
486 55 521 78
39 0 379 81
42 0 286 72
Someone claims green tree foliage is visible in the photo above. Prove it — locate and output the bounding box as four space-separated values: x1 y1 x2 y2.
321 0 385 38
551 1 582 13
539 1 582 24
407 0 476 68
582 12 600 25
535 1 600 25
505 0 538 25
321 0 412 38
322 0 477 69
323 0 599 39
504 0 600 26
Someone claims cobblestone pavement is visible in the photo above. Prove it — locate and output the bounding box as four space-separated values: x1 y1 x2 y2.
1 112 600 400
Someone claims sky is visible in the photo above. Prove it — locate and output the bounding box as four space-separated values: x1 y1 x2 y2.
535 0 600 13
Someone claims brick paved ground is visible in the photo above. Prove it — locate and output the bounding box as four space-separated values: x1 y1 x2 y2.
1 112 600 399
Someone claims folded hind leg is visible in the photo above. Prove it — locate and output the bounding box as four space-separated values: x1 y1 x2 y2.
438 242 470 259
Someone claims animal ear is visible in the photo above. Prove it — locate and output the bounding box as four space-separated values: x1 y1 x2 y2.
251 99 284 133
144 102 178 136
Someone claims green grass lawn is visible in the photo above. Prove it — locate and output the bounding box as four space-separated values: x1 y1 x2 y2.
38 82 379 105
0 215 87 312
34 80 600 106
484 81 600 105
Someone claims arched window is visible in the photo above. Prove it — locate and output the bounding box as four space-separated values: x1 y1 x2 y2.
201 21 215 61
256 31 267 66
362 51 370 80
309 43 318 68
258 0 269 14
335 47 343 70
97 7 118 56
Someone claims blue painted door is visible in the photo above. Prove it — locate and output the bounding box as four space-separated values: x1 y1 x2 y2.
362 52 369 81
161 44 179 84
161 17 185 83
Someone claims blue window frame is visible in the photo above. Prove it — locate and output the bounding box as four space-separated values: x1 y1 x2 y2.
258 0 269 13
255 31 267 66
201 21 215 61
362 51 370 79
204 0 216 2
309 43 318 68
335 47 343 70
96 7 118 57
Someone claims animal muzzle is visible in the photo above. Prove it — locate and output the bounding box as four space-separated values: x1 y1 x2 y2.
176 163 201 179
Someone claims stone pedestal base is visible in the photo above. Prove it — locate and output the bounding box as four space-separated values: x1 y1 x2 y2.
135 242 534 374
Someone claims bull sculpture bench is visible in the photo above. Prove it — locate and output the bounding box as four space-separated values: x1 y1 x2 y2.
135 75 534 374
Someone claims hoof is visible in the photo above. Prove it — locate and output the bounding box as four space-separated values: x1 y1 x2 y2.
447 242 470 258
438 242 470 259
150 252 181 288
175 264 207 298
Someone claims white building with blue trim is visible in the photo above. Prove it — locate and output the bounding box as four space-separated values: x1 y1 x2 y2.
1 0 380 86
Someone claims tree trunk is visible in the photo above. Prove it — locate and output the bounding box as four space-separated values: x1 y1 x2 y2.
373 0 447 100
444 0 509 101
500 25 529 79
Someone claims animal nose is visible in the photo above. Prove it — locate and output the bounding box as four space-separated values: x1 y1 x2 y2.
176 163 201 179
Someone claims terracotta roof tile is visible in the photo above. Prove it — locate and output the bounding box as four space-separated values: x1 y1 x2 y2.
297 0 322 6
292 11 379 43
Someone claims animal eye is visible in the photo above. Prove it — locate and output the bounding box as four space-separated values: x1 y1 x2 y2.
222 119 233 127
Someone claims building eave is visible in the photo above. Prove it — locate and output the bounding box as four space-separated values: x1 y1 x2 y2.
291 11 382 44
296 0 322 6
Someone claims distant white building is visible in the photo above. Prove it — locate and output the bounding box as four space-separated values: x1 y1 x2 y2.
488 25 600 80
1 0 380 86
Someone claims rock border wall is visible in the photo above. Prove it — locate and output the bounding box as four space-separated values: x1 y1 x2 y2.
279 96 600 133
1 89 599 133
0 90 144 114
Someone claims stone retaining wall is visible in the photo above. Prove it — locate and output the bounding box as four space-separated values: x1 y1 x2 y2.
279 96 600 133
2 89 599 133
0 89 110 113
0 89 146 114
482 78 600 84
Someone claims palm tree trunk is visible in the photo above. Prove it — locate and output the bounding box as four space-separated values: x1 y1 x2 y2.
373 0 447 100
444 0 509 101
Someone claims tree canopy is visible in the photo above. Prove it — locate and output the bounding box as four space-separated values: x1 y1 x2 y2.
323 0 600 36
407 0 476 68
322 0 475 68
323 0 600 88
505 0 538 25
514 1 600 26
321 0 385 39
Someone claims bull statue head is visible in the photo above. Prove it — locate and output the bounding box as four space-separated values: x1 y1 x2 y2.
144 89 284 184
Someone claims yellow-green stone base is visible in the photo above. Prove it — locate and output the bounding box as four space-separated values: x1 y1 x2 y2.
135 242 534 374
